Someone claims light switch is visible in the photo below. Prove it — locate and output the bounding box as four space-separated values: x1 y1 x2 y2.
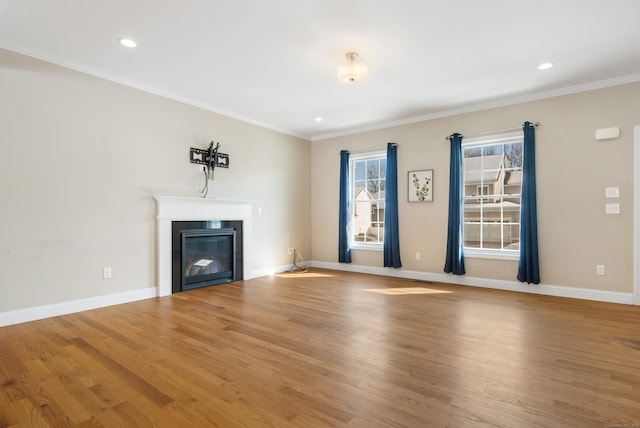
605 203 620 214
605 187 620 198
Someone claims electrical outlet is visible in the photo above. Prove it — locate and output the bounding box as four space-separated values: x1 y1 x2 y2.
287 247 296 255
415 252 421 260
103 267 112 279
596 265 605 276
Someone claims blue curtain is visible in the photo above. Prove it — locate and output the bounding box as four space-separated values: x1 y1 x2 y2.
338 150 352 263
383 143 402 268
444 133 465 275
517 122 540 283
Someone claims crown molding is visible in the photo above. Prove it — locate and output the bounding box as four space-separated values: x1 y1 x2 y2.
311 73 640 141
3 38 638 144
0 40 311 141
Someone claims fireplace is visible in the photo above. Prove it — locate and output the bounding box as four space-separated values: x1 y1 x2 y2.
182 228 235 290
171 220 243 293
154 196 253 297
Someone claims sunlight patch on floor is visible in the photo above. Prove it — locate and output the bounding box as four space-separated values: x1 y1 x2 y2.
363 287 453 295
274 272 335 279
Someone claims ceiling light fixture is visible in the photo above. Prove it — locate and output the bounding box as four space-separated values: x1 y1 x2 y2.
118 38 137 48
314 117 324 122
337 52 368 84
538 62 553 70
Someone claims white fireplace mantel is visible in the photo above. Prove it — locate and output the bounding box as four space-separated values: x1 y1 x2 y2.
154 195 253 296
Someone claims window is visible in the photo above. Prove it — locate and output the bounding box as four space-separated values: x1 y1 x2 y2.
463 133 523 255
351 151 386 246
476 185 489 202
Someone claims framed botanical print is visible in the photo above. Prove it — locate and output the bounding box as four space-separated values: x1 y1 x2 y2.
408 169 433 202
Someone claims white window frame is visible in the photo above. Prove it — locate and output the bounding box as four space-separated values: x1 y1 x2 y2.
462 131 523 260
350 150 386 251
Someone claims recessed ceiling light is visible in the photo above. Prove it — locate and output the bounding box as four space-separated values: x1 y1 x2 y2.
314 117 323 122
118 38 137 48
538 62 553 70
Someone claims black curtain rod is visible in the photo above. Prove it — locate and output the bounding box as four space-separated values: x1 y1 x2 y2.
445 122 540 141
344 143 399 155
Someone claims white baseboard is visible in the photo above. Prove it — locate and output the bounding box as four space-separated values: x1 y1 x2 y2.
310 260 634 305
0 265 293 327
0 287 158 327
4 260 630 328
251 263 303 278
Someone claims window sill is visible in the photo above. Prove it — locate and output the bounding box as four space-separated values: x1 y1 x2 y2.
464 248 519 261
351 243 383 252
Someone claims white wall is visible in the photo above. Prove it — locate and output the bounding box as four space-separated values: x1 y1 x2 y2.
0 48 311 313
311 83 640 295
2 46 637 317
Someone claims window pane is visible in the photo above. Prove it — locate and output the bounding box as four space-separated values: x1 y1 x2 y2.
366 159 379 179
350 153 386 245
481 223 502 249
354 161 365 180
504 142 523 168
463 220 481 248
495 175 504 195
508 224 520 250
463 138 523 253
482 145 502 156
464 147 481 159
353 198 368 241
367 179 379 196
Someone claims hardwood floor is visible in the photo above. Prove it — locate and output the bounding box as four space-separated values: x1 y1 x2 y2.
1 269 640 427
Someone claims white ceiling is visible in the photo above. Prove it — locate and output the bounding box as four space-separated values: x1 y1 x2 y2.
1 0 640 141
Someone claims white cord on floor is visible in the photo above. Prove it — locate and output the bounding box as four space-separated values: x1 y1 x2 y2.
287 249 308 273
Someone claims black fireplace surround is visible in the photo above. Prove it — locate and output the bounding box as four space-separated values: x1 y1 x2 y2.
171 220 243 293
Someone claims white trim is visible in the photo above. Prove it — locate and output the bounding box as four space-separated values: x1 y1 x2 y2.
462 130 523 147
312 73 640 141
634 125 640 305
0 287 158 327
349 152 386 249
350 148 386 159
0 264 291 327
310 261 634 305
2 258 631 327
351 244 384 252
0 40 311 141
3 38 638 144
462 138 522 255
464 248 519 261
252 264 295 277
154 196 254 297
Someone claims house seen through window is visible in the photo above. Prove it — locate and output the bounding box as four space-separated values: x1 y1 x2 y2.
351 151 386 246
463 134 523 253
